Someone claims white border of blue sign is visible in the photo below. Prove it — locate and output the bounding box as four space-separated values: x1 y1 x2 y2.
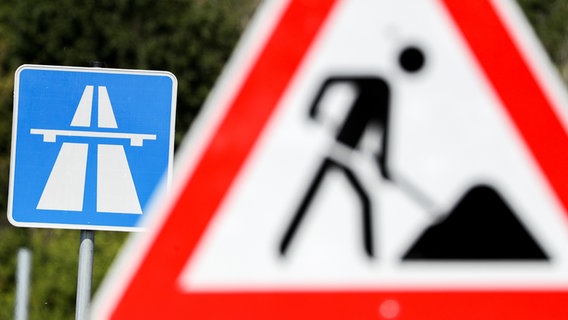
8 64 177 231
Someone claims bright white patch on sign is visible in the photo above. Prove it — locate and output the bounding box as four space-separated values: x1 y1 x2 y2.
71 85 94 127
314 82 357 133
37 142 88 211
379 299 400 319
98 86 119 129
97 144 142 214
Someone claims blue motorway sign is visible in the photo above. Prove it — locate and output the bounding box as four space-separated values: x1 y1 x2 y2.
8 65 177 231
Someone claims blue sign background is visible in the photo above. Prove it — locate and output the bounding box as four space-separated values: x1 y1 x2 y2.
9 65 176 230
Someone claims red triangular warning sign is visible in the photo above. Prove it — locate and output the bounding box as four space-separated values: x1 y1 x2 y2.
94 0 568 319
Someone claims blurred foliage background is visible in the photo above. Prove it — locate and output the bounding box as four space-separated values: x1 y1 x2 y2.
0 0 565 319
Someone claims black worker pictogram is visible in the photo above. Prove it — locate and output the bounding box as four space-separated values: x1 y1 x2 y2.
279 46 427 258
279 45 549 262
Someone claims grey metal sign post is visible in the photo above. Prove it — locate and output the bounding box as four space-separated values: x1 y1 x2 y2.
75 230 95 320
15 248 31 320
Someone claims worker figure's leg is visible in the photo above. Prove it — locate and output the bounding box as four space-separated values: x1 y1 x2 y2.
279 157 373 258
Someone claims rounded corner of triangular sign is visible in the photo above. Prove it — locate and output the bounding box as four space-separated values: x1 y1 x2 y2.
401 184 549 261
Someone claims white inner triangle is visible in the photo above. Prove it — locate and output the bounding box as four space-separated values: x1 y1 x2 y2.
180 0 568 291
